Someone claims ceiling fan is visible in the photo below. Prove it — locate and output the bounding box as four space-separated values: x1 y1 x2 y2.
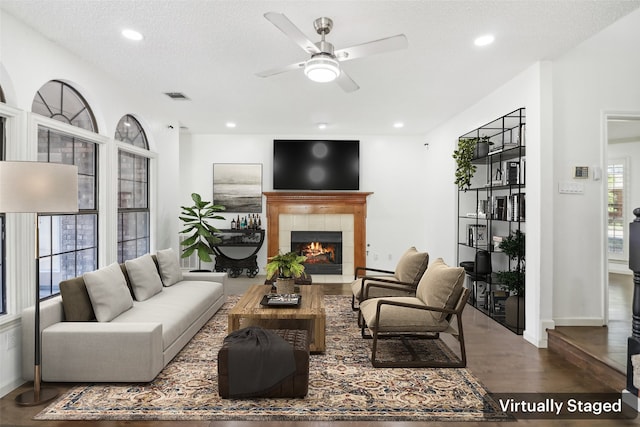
256 12 408 92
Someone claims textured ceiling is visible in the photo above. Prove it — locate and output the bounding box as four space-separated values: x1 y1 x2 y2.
1 0 639 135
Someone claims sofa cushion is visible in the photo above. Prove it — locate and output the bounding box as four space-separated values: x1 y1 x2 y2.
156 248 184 286
59 276 96 321
84 262 134 322
394 247 429 283
415 258 464 321
125 254 164 301
113 280 224 350
359 296 450 332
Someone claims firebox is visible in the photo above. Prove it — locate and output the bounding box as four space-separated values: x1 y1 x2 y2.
291 231 342 275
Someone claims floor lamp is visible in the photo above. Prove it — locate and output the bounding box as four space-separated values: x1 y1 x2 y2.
0 161 78 406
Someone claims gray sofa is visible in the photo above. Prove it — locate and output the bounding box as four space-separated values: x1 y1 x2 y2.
22 249 226 383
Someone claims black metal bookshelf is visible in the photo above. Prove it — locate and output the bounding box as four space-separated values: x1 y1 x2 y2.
456 108 526 334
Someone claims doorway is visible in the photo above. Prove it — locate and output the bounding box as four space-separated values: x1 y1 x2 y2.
604 115 640 328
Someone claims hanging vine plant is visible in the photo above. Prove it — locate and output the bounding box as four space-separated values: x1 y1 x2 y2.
453 137 478 190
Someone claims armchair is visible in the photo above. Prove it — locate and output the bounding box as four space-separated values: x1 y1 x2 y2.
350 246 429 310
359 258 468 368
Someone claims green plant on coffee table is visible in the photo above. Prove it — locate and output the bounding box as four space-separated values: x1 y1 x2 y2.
179 193 226 268
265 251 307 280
496 229 525 296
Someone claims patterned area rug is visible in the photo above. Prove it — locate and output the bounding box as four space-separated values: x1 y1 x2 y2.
36 295 508 421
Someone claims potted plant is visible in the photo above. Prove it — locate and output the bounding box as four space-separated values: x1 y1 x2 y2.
179 193 226 271
453 136 493 190
496 229 525 329
265 251 307 294
453 137 478 190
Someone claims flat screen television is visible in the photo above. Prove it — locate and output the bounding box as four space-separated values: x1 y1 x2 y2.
273 139 360 190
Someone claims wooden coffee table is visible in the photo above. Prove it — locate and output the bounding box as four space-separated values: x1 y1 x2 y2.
228 284 326 353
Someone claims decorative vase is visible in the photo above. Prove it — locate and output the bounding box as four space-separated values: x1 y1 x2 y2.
505 295 525 330
474 141 490 159
276 277 295 294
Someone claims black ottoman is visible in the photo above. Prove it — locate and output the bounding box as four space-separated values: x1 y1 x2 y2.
218 329 309 398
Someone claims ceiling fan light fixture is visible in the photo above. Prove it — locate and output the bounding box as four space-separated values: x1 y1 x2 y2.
304 54 340 83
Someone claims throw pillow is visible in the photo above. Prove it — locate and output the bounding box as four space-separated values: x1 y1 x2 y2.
394 247 429 283
84 263 134 322
125 254 164 301
156 248 184 286
59 276 96 321
416 258 465 321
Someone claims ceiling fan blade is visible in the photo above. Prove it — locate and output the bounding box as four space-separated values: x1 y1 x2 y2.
264 12 321 54
256 61 305 78
335 70 360 92
335 34 408 62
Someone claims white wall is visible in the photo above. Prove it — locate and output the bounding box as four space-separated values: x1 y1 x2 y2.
551 8 640 326
0 10 180 396
179 133 428 273
423 62 552 348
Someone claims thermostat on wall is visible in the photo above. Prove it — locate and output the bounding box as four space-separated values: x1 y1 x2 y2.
574 166 589 179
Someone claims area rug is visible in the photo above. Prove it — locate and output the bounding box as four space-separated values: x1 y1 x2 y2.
36 295 509 422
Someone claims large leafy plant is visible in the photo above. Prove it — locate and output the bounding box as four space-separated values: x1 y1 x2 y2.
180 193 225 267
265 251 307 280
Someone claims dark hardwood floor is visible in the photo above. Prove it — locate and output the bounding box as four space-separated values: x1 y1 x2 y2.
1 281 637 427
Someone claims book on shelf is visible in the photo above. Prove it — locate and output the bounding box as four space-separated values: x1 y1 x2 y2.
506 193 526 221
467 224 488 247
492 235 505 252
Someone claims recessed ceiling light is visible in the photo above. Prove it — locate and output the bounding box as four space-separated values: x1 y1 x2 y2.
122 29 143 41
317 123 327 130
474 34 495 47
226 122 237 128
393 122 404 129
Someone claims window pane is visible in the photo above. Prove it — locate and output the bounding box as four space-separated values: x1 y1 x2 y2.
48 132 74 165
39 257 53 298
77 248 97 276
119 180 134 208
77 214 97 249
78 175 95 210
32 81 96 132
137 212 149 236
38 216 52 258
122 212 137 240
137 238 149 256
121 241 137 263
134 181 147 209
115 115 148 149
135 156 148 182
75 140 95 175
607 163 624 255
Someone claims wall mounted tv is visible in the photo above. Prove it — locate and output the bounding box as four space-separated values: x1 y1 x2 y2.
273 139 360 190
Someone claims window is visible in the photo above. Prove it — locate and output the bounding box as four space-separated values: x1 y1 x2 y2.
115 115 150 262
607 162 625 258
33 81 98 299
0 115 5 314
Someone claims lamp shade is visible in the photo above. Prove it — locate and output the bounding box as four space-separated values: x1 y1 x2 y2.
304 54 340 83
0 161 78 213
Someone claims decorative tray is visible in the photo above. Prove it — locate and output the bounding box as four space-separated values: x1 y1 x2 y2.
260 294 302 307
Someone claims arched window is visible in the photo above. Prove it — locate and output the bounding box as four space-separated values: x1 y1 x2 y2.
115 115 150 262
33 81 98 299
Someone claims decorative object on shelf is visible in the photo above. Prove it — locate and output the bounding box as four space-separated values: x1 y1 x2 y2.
265 251 307 294
213 163 262 212
0 161 79 406
453 136 492 190
180 193 226 270
496 229 525 329
453 137 477 190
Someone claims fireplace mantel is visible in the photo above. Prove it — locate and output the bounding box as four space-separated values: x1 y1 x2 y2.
263 192 373 274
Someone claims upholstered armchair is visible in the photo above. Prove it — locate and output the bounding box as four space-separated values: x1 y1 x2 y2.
350 246 429 310
359 258 469 368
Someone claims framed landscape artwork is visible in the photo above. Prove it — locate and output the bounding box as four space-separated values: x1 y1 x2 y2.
213 163 263 212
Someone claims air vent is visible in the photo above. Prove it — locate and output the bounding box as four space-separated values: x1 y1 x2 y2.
164 92 190 100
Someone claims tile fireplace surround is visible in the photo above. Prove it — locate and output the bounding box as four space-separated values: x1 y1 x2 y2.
263 192 372 283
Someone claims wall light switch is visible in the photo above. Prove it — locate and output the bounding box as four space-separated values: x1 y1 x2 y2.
558 181 585 194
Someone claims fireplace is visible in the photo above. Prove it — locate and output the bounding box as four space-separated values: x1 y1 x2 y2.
291 231 342 275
